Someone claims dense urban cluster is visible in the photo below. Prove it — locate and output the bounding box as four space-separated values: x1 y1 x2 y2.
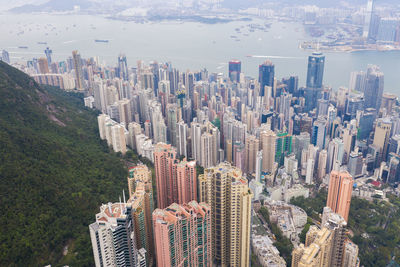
4 36 400 265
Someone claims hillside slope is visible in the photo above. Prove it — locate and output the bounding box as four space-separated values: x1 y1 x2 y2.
0 62 127 266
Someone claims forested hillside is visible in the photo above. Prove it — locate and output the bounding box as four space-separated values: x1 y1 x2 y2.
0 61 127 266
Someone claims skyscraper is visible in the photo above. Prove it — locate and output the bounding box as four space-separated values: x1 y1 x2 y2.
261 130 276 173
127 165 155 261
306 52 325 89
153 201 212 267
363 0 375 38
44 47 53 65
199 162 252 267
154 143 197 209
118 54 129 81
259 60 275 97
229 60 241 83
327 171 354 222
373 118 392 163
89 202 143 267
72 50 85 90
305 52 325 111
364 65 384 111
245 135 259 174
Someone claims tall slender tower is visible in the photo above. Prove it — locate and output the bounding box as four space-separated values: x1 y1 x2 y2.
326 171 354 222
261 130 276 173
199 162 253 267
229 60 241 83
305 52 325 111
72 50 85 90
118 54 129 81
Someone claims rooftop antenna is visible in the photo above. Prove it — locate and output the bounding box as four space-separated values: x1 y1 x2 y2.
119 196 123 215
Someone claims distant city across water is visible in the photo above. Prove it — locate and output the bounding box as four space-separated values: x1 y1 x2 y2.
1 13 400 94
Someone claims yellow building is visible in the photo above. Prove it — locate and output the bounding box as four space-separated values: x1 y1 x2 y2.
199 162 253 267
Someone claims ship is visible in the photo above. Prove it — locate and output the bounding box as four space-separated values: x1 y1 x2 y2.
37 42 47 45
95 39 109 43
18 46 28 49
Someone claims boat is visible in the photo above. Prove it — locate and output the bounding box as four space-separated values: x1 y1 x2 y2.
18 46 28 49
37 42 47 45
95 39 109 43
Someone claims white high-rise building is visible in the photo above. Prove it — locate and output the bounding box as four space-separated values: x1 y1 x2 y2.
89 202 144 267
111 124 127 155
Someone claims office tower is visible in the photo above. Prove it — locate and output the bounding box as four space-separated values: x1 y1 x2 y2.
229 60 241 82
1 50 10 64
377 18 399 42
261 130 276 173
306 52 325 89
154 143 197 209
312 117 327 150
346 94 364 121
275 132 293 166
388 134 400 155
245 135 259 174
111 124 127 155
305 158 315 185
199 162 253 267
44 47 52 65
89 203 141 267
305 52 325 111
118 54 129 81
282 75 299 95
363 0 375 38
373 118 392 163
326 138 344 173
364 65 384 110
358 109 376 140
177 120 188 158
259 60 275 97
127 166 154 261
38 57 50 74
72 50 85 90
348 152 363 178
191 122 202 162
327 171 354 222
153 201 212 267
349 71 366 92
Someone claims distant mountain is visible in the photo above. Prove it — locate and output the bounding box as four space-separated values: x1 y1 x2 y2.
9 0 129 13
222 0 400 9
0 62 127 265
10 0 93 13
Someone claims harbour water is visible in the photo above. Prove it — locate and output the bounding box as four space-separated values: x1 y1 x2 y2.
1 13 400 94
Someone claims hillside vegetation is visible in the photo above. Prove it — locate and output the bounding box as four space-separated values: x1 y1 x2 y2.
0 62 127 266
